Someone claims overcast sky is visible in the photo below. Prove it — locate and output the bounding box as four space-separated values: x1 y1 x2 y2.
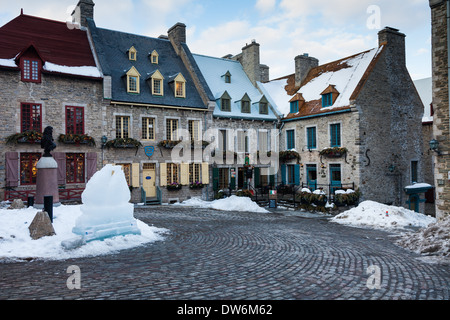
0 0 432 80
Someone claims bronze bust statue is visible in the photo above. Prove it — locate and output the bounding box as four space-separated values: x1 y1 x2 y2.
41 126 56 157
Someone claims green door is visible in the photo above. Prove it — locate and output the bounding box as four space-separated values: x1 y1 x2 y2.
330 164 342 194
306 165 317 190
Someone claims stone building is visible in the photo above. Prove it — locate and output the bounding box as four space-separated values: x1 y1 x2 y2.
84 7 216 204
429 0 450 220
261 27 427 212
0 11 104 202
193 45 281 195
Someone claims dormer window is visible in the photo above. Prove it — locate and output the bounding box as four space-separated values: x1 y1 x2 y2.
173 73 186 98
289 93 305 114
259 96 269 115
150 70 164 96
240 94 251 113
219 91 232 112
222 71 231 83
128 46 137 61
22 58 41 83
320 85 339 108
150 50 159 64
126 66 140 94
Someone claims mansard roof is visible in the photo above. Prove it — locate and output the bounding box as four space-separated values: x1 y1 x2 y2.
261 45 385 120
193 53 280 121
88 19 210 109
0 13 99 78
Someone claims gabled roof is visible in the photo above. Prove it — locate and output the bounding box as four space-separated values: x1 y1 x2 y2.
261 45 385 119
88 19 209 109
0 13 97 68
193 53 280 120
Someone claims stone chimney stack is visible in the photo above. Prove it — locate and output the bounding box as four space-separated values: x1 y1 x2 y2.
71 0 95 28
378 26 406 67
241 40 261 86
168 22 186 56
295 53 319 87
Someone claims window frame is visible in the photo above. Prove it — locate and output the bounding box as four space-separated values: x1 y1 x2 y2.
21 102 42 133
306 126 317 150
21 58 41 83
116 116 130 139
66 153 86 184
166 118 179 140
167 163 180 184
290 100 299 114
142 117 155 141
65 106 85 135
322 93 333 108
329 123 341 147
20 153 41 185
286 129 295 150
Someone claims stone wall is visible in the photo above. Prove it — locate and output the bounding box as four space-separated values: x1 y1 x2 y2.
0 69 105 201
429 0 450 219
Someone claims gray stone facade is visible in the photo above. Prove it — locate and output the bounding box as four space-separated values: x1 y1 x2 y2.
429 0 450 220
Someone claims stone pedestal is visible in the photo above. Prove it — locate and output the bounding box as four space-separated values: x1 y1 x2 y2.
34 156 61 209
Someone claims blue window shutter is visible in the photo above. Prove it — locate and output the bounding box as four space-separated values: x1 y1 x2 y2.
307 127 316 149
330 123 341 147
287 130 295 149
294 164 300 186
281 165 287 185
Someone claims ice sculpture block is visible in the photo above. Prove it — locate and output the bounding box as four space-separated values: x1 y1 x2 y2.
72 164 141 242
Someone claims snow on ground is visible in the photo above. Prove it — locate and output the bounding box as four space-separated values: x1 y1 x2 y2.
0 203 167 261
174 195 269 213
331 200 436 230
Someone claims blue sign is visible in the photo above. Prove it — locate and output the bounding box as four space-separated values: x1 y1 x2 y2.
146 176 151 180
144 146 155 158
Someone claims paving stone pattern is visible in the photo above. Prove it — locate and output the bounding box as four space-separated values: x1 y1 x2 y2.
0 206 449 300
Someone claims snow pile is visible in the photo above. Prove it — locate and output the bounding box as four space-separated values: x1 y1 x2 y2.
0 204 167 261
332 201 436 230
396 216 450 257
43 62 101 78
174 195 269 213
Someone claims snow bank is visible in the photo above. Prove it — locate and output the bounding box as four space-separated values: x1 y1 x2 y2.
0 204 167 261
396 216 450 257
332 201 436 230
174 196 269 213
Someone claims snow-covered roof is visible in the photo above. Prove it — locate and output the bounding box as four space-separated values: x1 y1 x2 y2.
414 77 432 123
193 53 280 121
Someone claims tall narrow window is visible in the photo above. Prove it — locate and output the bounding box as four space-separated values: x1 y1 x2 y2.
330 123 341 147
128 76 138 92
411 161 418 184
167 163 179 184
286 129 295 150
117 163 132 186
219 129 227 152
188 120 200 141
189 163 202 184
126 66 140 94
21 103 42 132
142 117 155 140
22 59 40 83
20 153 41 185
221 98 231 112
259 102 268 115
241 100 250 113
116 116 130 139
166 119 179 140
66 106 84 135
307 127 317 150
66 153 85 183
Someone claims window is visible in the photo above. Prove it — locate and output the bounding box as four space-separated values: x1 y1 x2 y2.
322 93 333 108
166 119 179 140
126 66 140 94
128 46 137 61
151 70 164 96
241 100 250 113
117 163 132 185
286 129 295 150
142 117 155 140
22 59 40 82
167 163 179 184
411 161 418 184
175 81 185 97
260 102 268 115
66 153 85 184
330 123 341 147
287 165 296 185
189 163 202 184
221 98 231 112
307 127 317 150
20 153 40 185
219 129 227 152
225 74 231 83
21 103 42 132
66 106 84 135
237 130 248 153
116 116 130 139
290 101 299 114
188 120 200 141
258 130 269 152
150 50 159 64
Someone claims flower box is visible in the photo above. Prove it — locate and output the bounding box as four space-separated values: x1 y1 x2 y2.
189 181 204 189
319 147 348 158
105 138 142 149
167 182 182 191
6 131 42 145
58 134 96 146
279 150 301 162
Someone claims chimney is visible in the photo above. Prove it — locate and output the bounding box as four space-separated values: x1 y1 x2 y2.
71 0 95 28
295 53 319 87
240 40 261 85
378 27 406 66
168 22 186 55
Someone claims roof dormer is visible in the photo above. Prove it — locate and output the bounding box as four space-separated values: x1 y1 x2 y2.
128 46 137 61
150 50 159 64
320 85 339 108
148 69 164 96
289 93 305 114
222 71 231 83
125 66 140 94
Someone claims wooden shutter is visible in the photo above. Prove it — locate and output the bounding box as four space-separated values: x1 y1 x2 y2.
5 152 19 187
86 152 97 182
160 163 167 186
180 163 189 185
294 164 300 186
201 163 209 184
132 163 140 187
53 152 66 185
